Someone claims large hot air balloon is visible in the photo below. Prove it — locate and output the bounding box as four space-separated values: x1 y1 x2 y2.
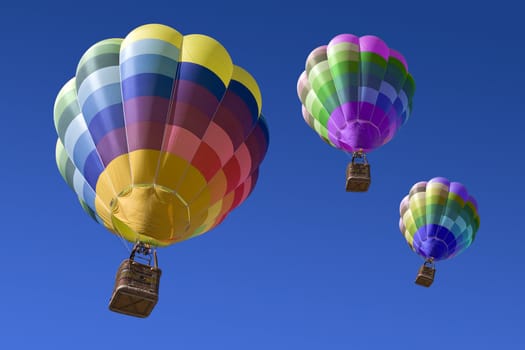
399 177 480 287
54 24 269 316
297 34 415 192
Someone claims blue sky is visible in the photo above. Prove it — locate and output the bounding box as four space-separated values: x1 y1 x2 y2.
1 0 524 349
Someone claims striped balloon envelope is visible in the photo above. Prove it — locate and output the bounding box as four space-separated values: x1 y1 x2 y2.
54 24 269 247
399 177 480 261
297 34 415 154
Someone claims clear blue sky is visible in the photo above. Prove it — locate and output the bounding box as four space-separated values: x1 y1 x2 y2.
1 1 523 349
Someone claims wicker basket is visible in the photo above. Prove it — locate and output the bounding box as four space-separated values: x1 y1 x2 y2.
346 162 371 192
109 247 161 318
415 263 435 287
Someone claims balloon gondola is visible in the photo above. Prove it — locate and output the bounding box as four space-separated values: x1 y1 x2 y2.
297 34 415 192
345 150 370 192
109 242 161 317
54 24 269 317
399 177 480 287
414 258 435 287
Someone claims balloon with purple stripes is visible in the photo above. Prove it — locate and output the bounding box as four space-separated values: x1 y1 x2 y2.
399 177 480 262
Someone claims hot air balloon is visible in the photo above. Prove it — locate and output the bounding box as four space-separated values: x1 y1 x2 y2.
297 34 415 192
54 24 269 317
399 177 480 287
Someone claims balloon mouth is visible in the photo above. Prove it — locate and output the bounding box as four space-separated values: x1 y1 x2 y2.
412 224 457 261
110 184 191 245
327 103 384 152
336 120 382 152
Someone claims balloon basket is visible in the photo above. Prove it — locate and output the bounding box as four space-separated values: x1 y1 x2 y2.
346 152 370 192
415 260 435 287
109 243 161 318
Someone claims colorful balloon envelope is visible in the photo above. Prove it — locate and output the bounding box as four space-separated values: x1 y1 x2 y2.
297 34 415 191
399 177 480 287
54 24 269 248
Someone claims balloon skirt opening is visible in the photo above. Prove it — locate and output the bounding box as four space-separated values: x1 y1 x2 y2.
110 184 191 244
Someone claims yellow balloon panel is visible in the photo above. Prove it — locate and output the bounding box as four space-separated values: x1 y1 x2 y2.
232 66 262 115
129 150 159 184
181 34 233 87
121 23 183 51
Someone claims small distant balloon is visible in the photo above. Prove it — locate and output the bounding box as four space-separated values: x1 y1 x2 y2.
399 177 480 287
